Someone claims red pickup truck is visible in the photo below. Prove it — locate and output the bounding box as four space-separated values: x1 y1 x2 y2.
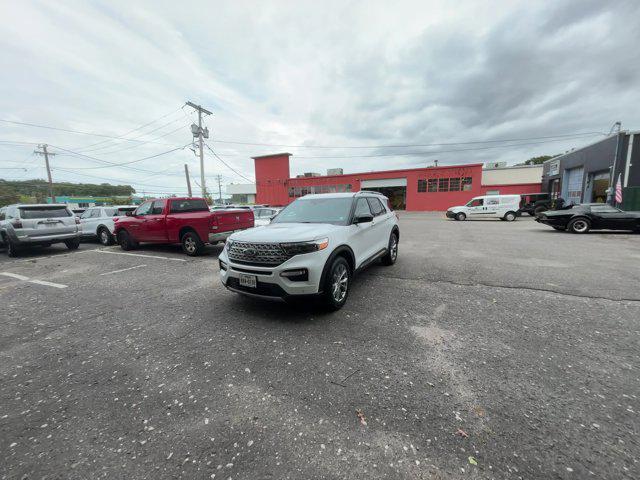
113 197 254 256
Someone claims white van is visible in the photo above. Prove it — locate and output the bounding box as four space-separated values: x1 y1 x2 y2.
446 195 521 221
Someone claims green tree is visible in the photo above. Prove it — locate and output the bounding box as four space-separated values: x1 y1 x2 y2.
523 154 560 165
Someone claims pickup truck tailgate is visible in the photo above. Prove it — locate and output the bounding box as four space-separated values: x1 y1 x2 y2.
212 209 254 232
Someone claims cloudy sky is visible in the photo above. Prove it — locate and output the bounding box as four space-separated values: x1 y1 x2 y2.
1 0 639 196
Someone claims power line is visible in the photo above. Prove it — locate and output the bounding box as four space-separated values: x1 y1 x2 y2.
0 118 180 147
81 123 189 156
50 167 191 191
204 143 253 182
287 135 605 159
71 106 184 152
49 144 189 170
210 131 606 149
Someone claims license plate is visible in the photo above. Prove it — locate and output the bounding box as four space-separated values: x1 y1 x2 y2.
239 274 257 288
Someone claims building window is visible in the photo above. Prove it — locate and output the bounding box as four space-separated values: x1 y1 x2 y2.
462 177 472 191
428 179 438 192
417 179 427 192
288 187 295 197
449 178 461 191
438 178 449 192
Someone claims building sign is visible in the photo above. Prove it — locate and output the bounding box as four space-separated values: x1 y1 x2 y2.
548 160 560 176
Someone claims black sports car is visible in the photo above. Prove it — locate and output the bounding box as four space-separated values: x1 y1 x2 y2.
536 203 640 234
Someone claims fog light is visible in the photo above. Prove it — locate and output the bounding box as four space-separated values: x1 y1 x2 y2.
280 268 308 281
219 260 228 271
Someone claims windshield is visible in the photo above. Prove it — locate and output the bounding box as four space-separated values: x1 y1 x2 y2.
19 207 71 219
272 197 353 225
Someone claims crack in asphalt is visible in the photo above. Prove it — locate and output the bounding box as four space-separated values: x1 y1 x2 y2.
363 272 640 303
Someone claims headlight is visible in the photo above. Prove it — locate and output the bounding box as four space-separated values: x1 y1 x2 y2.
224 239 234 250
280 237 329 255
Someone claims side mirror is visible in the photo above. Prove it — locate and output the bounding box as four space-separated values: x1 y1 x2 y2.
354 214 373 224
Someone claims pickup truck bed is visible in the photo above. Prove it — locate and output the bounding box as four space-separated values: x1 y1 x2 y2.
113 198 254 255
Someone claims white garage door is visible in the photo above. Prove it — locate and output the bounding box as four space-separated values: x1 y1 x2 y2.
360 178 407 188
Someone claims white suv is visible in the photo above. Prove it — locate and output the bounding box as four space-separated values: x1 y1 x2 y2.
218 191 399 310
79 205 136 245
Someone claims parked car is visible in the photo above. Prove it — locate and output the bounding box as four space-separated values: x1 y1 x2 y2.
446 195 521 221
113 197 254 256
79 205 136 245
0 204 81 257
518 193 551 216
218 191 399 310
535 203 640 233
253 207 282 227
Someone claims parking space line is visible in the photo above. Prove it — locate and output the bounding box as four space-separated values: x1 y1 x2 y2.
0 272 68 289
100 264 147 276
0 272 30 281
94 250 187 262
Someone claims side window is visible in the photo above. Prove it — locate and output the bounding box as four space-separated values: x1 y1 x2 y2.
486 198 499 206
353 198 372 218
135 201 153 216
367 197 385 216
90 209 101 218
6 207 16 219
80 209 93 219
151 201 164 215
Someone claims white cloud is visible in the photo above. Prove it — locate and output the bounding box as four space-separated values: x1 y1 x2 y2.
0 0 639 193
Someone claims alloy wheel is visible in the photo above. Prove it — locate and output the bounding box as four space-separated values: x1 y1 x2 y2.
184 236 196 253
390 236 398 261
331 264 348 303
573 220 588 233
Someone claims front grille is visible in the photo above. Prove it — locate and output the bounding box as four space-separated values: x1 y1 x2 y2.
228 241 293 267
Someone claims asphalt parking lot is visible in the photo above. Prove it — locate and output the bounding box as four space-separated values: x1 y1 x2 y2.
1 213 639 480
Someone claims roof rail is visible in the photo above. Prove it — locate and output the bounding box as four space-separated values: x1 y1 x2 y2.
356 190 386 196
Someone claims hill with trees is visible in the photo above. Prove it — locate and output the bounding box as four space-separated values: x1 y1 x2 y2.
0 179 135 206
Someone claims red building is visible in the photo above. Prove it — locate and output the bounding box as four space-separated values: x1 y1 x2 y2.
254 153 541 211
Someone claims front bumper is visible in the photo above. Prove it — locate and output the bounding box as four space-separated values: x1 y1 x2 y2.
218 248 329 298
445 211 456 219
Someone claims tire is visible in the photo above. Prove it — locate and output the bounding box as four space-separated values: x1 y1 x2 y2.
117 230 138 250
455 212 466 221
98 227 114 246
5 238 19 258
503 211 516 222
568 217 591 234
64 238 80 250
381 232 398 266
322 256 351 311
181 231 204 256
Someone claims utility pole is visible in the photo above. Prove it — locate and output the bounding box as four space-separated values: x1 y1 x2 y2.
184 164 193 197
34 144 56 203
214 174 223 204
186 101 212 198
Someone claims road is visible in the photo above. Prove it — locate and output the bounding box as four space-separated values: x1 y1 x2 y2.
1 213 639 479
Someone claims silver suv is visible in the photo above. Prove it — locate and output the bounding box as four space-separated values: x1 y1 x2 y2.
0 204 81 257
